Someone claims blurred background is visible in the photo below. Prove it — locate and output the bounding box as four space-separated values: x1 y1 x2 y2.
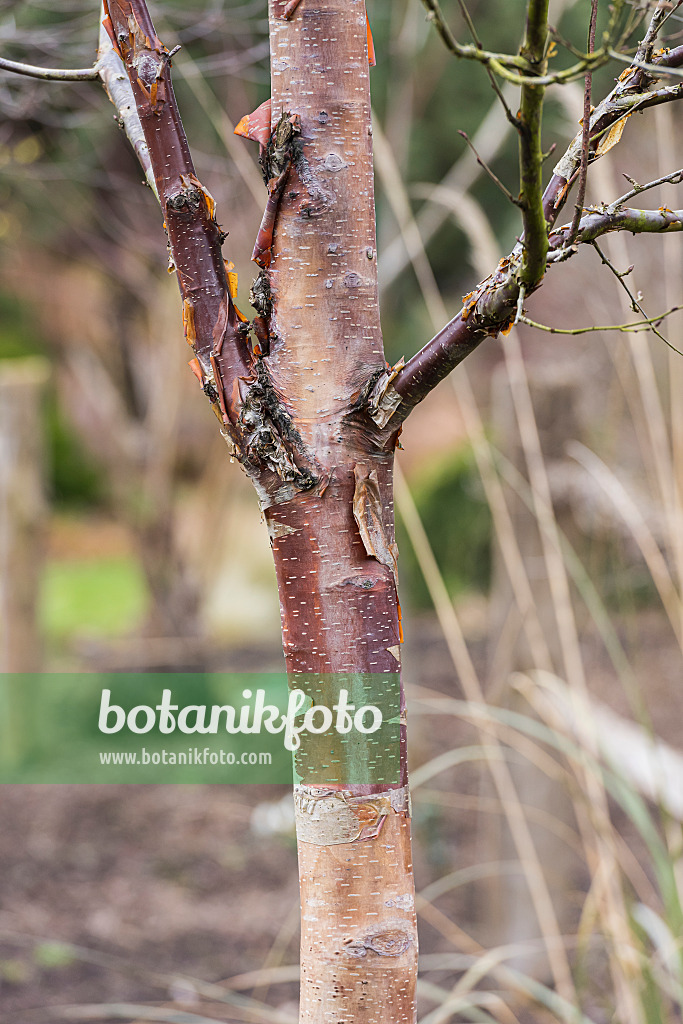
1 0 683 1021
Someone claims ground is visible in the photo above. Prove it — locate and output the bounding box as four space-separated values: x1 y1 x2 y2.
1 606 681 1023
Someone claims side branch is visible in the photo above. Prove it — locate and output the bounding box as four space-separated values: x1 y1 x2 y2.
518 0 550 289
369 203 683 428
549 206 683 252
0 55 99 81
97 8 157 197
102 0 251 419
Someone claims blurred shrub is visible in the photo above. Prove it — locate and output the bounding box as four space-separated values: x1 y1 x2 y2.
46 399 105 507
0 290 105 506
398 445 491 609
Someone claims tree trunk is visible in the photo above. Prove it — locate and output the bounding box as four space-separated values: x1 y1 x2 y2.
263 3 417 1020
0 359 49 771
0 358 49 674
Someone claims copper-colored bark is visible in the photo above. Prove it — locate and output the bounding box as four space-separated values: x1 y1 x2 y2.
104 0 250 414
262 2 417 1020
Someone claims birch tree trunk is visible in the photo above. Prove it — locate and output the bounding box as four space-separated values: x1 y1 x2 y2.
265 4 418 1020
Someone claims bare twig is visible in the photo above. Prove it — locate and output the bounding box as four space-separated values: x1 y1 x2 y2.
0 55 98 81
567 0 598 245
519 306 682 342
590 239 682 356
457 131 520 206
454 0 520 128
608 167 683 210
453 0 480 44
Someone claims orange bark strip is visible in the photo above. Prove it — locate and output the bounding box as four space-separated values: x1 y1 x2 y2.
252 165 291 268
282 0 304 18
188 357 203 384
367 13 376 67
234 98 272 150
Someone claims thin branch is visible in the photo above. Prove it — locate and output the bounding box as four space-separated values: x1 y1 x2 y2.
608 167 683 211
454 0 520 129
567 0 598 245
590 240 683 357
454 0 480 44
0 55 99 81
519 306 682 340
457 131 520 206
593 243 645 306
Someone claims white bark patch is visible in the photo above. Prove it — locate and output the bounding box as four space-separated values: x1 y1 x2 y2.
352 465 399 585
386 645 401 663
342 925 413 959
267 519 302 542
323 152 346 172
294 785 410 845
385 893 414 912
367 358 405 428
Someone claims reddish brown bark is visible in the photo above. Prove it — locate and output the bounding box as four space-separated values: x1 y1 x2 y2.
104 0 249 418
262 3 417 1019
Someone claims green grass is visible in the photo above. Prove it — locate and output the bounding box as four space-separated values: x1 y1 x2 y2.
41 556 148 642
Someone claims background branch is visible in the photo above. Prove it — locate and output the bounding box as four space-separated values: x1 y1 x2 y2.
0 54 98 81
